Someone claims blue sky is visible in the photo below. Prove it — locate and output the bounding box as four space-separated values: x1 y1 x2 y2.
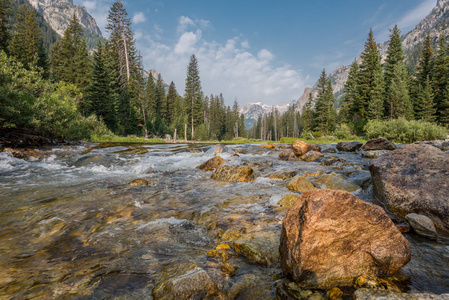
74 0 437 106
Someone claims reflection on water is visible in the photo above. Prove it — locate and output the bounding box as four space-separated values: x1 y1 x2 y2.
0 142 448 298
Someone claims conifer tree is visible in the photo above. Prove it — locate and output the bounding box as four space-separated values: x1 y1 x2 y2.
166 81 178 125
144 74 156 122
9 4 42 68
357 29 381 120
87 40 117 130
384 25 404 96
341 60 358 122
431 34 449 125
0 0 10 53
75 37 91 94
155 73 167 123
416 75 436 122
314 69 334 133
416 32 434 86
389 64 413 119
184 54 203 139
301 93 313 132
367 62 384 120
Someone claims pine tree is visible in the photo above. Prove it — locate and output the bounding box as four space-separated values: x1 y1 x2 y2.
416 75 436 122
384 25 404 96
75 37 91 95
367 62 384 120
166 81 178 125
301 93 313 132
184 54 203 139
313 69 333 133
106 1 140 87
416 32 434 86
357 29 381 120
439 85 449 126
341 60 358 122
155 73 167 123
389 64 413 119
51 14 84 83
0 0 10 53
87 40 117 130
431 33 449 125
9 4 41 68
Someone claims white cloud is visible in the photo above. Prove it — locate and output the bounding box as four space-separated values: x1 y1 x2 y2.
138 21 305 105
133 12 146 24
177 16 196 34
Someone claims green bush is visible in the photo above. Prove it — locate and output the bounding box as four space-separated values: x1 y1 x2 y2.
364 118 447 143
279 137 299 143
334 123 356 139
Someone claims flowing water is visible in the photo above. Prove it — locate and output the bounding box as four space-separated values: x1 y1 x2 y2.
0 143 448 299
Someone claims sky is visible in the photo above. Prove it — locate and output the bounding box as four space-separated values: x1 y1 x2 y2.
73 0 437 106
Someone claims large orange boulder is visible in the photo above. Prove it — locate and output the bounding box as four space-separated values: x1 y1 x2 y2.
211 165 256 182
280 189 411 289
292 140 321 157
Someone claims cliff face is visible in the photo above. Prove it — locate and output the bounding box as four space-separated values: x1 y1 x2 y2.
27 0 102 41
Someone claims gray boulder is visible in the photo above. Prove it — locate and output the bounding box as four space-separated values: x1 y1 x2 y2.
362 137 397 151
336 141 363 152
405 213 437 239
369 144 449 231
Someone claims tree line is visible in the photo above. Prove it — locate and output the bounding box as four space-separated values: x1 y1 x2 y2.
0 0 244 141
245 26 449 141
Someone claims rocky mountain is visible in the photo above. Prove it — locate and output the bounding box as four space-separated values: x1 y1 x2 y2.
26 0 102 49
238 101 292 128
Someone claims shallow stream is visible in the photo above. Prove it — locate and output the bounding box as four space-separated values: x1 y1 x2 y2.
0 143 448 299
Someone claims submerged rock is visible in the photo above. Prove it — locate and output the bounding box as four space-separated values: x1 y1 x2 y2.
301 151 324 162
280 189 411 289
268 171 297 180
313 174 360 192
234 231 280 266
292 140 321 157
362 137 397 151
353 288 449 300
405 213 437 239
278 194 300 211
211 165 256 182
336 141 363 152
369 144 449 231
205 144 228 156
354 274 401 292
287 176 316 192
196 156 225 171
261 143 277 149
279 148 297 161
129 179 149 186
362 150 390 159
152 263 218 300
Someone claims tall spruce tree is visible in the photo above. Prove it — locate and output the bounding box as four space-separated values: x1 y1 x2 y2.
166 81 178 125
184 54 203 139
9 4 42 68
155 73 167 123
431 33 449 125
341 60 359 122
301 93 313 132
416 75 436 122
87 41 117 130
0 0 10 53
367 62 384 120
313 69 334 133
357 29 381 120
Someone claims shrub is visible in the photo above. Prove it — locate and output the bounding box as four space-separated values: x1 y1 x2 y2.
364 118 447 143
334 123 356 139
279 137 299 143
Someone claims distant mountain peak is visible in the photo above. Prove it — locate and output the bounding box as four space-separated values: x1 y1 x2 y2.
27 0 102 46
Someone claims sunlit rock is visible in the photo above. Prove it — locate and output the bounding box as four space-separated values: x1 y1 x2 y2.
280 189 411 289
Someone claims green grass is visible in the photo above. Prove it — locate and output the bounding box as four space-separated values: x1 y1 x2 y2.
89 134 166 144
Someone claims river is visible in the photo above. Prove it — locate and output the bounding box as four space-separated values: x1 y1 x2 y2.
0 143 448 299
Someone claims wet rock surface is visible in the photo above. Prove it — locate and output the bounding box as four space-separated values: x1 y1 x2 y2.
353 288 449 300
369 144 449 231
280 189 411 289
362 137 397 151
196 156 225 171
406 213 438 239
1 141 448 299
287 175 316 192
337 141 363 152
292 140 321 157
301 150 324 162
211 165 256 182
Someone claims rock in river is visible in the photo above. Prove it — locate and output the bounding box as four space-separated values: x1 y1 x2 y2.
313 174 360 192
196 156 225 171
369 144 449 231
292 140 321 157
405 213 437 239
234 231 280 266
152 263 218 300
211 165 256 182
353 288 449 300
362 137 397 151
279 148 297 161
280 189 411 289
301 151 324 162
336 141 363 152
287 176 316 192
